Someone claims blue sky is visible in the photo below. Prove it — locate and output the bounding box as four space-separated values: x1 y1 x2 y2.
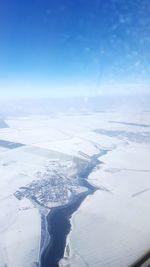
0 0 150 98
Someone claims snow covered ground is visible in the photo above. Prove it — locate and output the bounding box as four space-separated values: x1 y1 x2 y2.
59 113 150 267
0 110 150 267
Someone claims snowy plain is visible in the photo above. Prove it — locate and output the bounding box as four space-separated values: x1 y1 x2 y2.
0 106 150 267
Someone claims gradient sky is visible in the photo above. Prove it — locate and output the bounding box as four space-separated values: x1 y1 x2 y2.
0 0 150 98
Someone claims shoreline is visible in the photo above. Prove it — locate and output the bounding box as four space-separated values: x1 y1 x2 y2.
40 188 95 267
39 213 51 267
40 149 109 267
38 187 91 267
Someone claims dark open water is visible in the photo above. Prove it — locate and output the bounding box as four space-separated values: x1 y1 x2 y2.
40 192 90 267
41 151 108 267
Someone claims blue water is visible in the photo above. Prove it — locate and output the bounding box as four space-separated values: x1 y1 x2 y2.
41 150 108 267
41 192 90 267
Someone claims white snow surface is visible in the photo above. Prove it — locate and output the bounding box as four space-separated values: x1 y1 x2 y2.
59 112 150 267
0 111 150 267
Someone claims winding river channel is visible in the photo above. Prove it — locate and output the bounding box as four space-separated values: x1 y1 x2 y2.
41 150 108 267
